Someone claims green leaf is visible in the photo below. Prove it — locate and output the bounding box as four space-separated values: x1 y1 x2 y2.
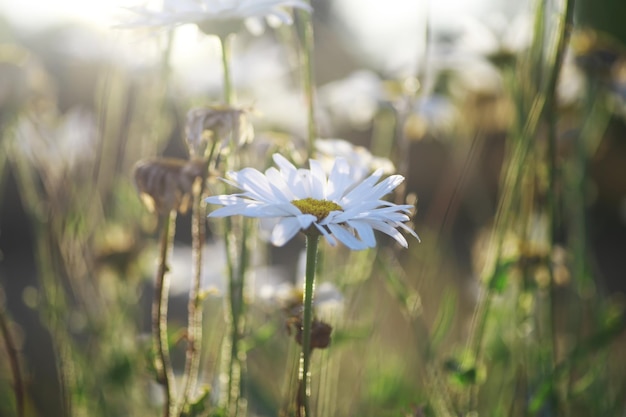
488 260 515 293
181 386 211 417
443 358 478 386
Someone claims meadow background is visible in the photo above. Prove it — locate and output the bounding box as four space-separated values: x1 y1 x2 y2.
1 0 626 416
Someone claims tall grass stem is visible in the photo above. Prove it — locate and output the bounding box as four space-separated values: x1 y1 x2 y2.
0 301 24 417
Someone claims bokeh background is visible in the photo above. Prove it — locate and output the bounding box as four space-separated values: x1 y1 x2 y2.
1 0 626 416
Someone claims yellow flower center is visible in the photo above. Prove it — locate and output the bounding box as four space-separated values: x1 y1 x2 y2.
291 198 343 221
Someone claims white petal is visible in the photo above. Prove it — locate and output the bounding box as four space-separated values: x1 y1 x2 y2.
272 153 297 176
367 220 409 248
205 194 242 205
265 167 295 200
231 168 276 202
326 157 355 201
366 174 405 201
271 217 303 246
395 221 421 242
327 223 368 250
244 17 265 35
347 220 376 247
207 203 253 217
340 169 384 206
308 159 327 200
265 9 292 24
314 223 337 246
295 214 316 229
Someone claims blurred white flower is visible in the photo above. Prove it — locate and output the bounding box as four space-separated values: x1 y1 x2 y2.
454 13 533 58
404 95 459 138
15 109 98 188
315 138 395 181
318 70 385 129
166 240 286 296
120 0 312 35
258 279 343 311
557 54 584 106
206 153 419 250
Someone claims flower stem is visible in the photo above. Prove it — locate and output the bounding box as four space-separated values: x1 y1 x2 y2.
153 211 177 417
218 31 247 416
296 5 317 158
223 218 249 416
180 186 206 411
299 234 320 417
219 34 234 106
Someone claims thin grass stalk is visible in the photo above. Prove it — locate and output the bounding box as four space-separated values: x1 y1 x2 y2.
467 100 542 356
466 0 575 411
233 216 251 414
219 204 237 414
569 80 598 293
153 211 177 417
0 299 24 417
6 146 74 416
222 218 249 416
545 0 575 370
298 234 319 417
466 18 558 413
376 250 456 415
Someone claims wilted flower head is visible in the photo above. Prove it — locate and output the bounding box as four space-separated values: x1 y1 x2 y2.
120 0 312 36
206 153 419 250
260 280 341 350
287 316 332 351
185 105 253 156
134 157 207 214
315 138 395 181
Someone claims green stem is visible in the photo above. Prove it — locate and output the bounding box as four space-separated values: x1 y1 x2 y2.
153 211 177 417
220 34 234 105
181 188 206 411
7 143 72 416
545 0 575 368
299 234 319 417
0 299 24 417
297 6 317 158
465 37 550 414
224 219 249 417
218 30 248 415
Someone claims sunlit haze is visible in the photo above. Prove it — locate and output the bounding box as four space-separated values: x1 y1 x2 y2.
0 0 519 91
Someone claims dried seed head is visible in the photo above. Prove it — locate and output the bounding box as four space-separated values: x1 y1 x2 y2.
185 105 254 156
133 157 207 214
287 316 333 351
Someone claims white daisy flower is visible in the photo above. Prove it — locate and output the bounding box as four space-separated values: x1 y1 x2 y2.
206 153 419 250
120 0 312 35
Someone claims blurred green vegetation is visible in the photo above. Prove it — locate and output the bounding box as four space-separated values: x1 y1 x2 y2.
1 0 626 416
